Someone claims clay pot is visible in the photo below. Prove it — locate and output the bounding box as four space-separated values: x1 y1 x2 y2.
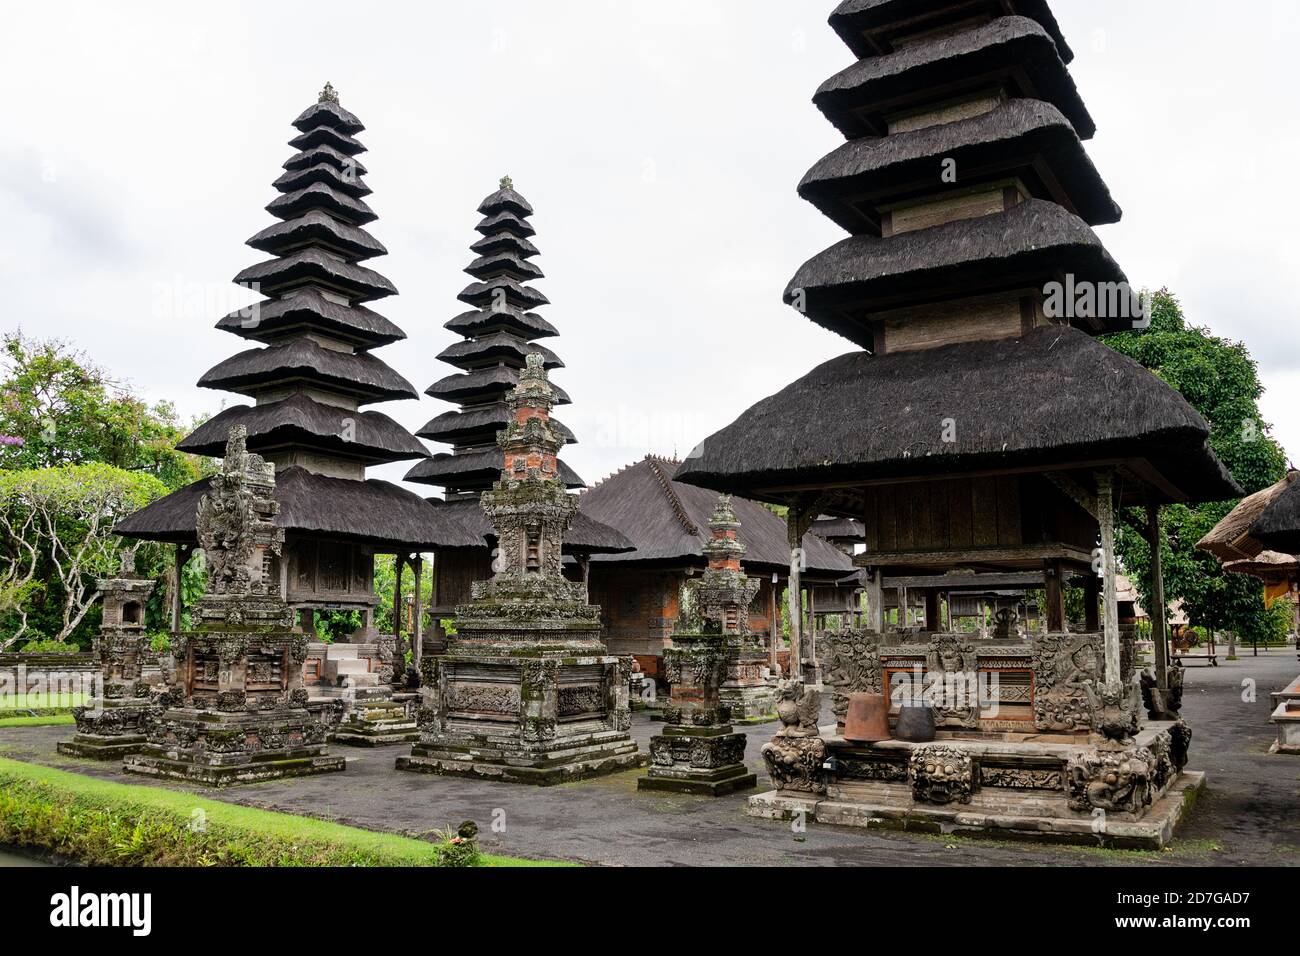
844 693 891 743
894 704 937 743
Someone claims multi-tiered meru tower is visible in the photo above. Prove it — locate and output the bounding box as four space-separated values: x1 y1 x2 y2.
678 0 1240 848
118 85 479 635
398 354 644 785
406 178 582 499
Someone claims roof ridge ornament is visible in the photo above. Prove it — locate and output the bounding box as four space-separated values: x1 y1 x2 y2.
319 82 339 104
500 174 513 190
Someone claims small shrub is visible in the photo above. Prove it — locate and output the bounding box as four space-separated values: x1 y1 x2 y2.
18 639 80 655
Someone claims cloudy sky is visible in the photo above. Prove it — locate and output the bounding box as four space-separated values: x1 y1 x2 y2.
2 0 1297 494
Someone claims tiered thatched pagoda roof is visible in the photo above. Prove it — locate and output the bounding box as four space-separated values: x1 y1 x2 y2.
406 179 585 498
119 85 476 551
678 0 1238 515
579 457 854 576
1200 473 1300 564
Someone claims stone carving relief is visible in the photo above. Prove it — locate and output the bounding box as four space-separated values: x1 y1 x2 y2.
910 746 975 805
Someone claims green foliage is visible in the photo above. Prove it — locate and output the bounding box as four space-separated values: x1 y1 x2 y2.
1103 290 1289 638
16 639 81 655
0 332 213 491
0 463 170 646
372 554 435 635
0 759 552 867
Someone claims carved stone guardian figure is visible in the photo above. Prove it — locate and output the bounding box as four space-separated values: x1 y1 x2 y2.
760 679 828 795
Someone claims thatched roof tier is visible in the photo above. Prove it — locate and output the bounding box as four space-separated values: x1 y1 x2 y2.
458 277 551 311
580 457 855 576
176 394 429 465
288 124 365 156
829 0 1073 64
406 450 585 492
266 182 377 226
477 185 535 218
475 210 536 239
465 253 545 283
1250 476 1300 556
785 199 1127 347
800 100 1120 235
198 339 418 404
470 233 540 260
811 516 866 540
291 99 365 136
234 248 398 302
674 326 1241 508
417 405 577 446
1197 474 1297 562
283 144 368 176
272 162 372 200
815 17 1091 140
116 467 482 551
247 211 387 262
435 334 563 371
436 498 633 556
444 307 558 341
425 365 572 406
1224 552 1299 586
216 290 405 348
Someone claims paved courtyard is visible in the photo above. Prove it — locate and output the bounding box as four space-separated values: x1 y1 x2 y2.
3 649 1298 867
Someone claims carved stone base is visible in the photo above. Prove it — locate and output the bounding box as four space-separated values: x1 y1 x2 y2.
749 722 1201 850
719 683 778 724
396 651 645 786
123 708 345 787
58 698 159 761
330 697 421 747
760 735 829 796
638 726 756 796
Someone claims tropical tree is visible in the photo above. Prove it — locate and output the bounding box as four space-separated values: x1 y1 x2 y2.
1104 290 1289 641
0 464 170 647
0 331 212 490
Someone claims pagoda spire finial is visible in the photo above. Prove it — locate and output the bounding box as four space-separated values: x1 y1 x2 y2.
319 81 339 104
500 174 513 190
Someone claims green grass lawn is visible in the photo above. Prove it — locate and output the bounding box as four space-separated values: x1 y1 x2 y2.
0 692 86 713
0 758 571 867
0 714 75 728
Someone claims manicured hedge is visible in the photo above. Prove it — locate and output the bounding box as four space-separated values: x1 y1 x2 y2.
0 758 556 867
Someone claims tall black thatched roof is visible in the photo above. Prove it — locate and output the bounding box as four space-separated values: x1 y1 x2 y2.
116 467 481 551
786 199 1128 348
580 457 855 577
829 0 1073 64
800 99 1120 235
816 16 1090 140
406 179 585 497
1250 476 1300 556
674 327 1241 507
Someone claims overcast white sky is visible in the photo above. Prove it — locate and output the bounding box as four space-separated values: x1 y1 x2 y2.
2 0 1297 495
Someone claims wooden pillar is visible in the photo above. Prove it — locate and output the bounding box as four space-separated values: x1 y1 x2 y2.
896 586 907 628
1146 502 1169 689
1096 470 1121 692
412 555 425 673
925 590 941 633
170 544 192 633
867 569 884 632
393 555 404 642
1083 572 1100 632
578 555 591 588
806 585 818 668
768 575 780 671
1044 561 1066 633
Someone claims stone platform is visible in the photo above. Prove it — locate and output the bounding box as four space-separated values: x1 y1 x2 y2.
637 725 756 796
1269 675 1300 754
749 723 1199 850
57 731 150 762
124 709 346 787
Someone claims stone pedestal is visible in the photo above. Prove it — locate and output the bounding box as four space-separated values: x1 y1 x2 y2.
397 356 643 785
639 635 756 796
720 644 778 724
1270 676 1300 755
59 564 159 761
317 641 419 747
123 427 345 785
124 630 345 786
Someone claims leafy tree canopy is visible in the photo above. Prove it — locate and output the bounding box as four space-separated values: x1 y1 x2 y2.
1104 290 1289 638
0 332 212 491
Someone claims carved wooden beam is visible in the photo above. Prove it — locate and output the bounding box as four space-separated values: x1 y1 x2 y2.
1046 473 1097 518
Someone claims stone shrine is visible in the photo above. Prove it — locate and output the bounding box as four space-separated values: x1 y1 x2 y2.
124 428 346 785
58 553 161 760
397 355 644 784
639 496 760 795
